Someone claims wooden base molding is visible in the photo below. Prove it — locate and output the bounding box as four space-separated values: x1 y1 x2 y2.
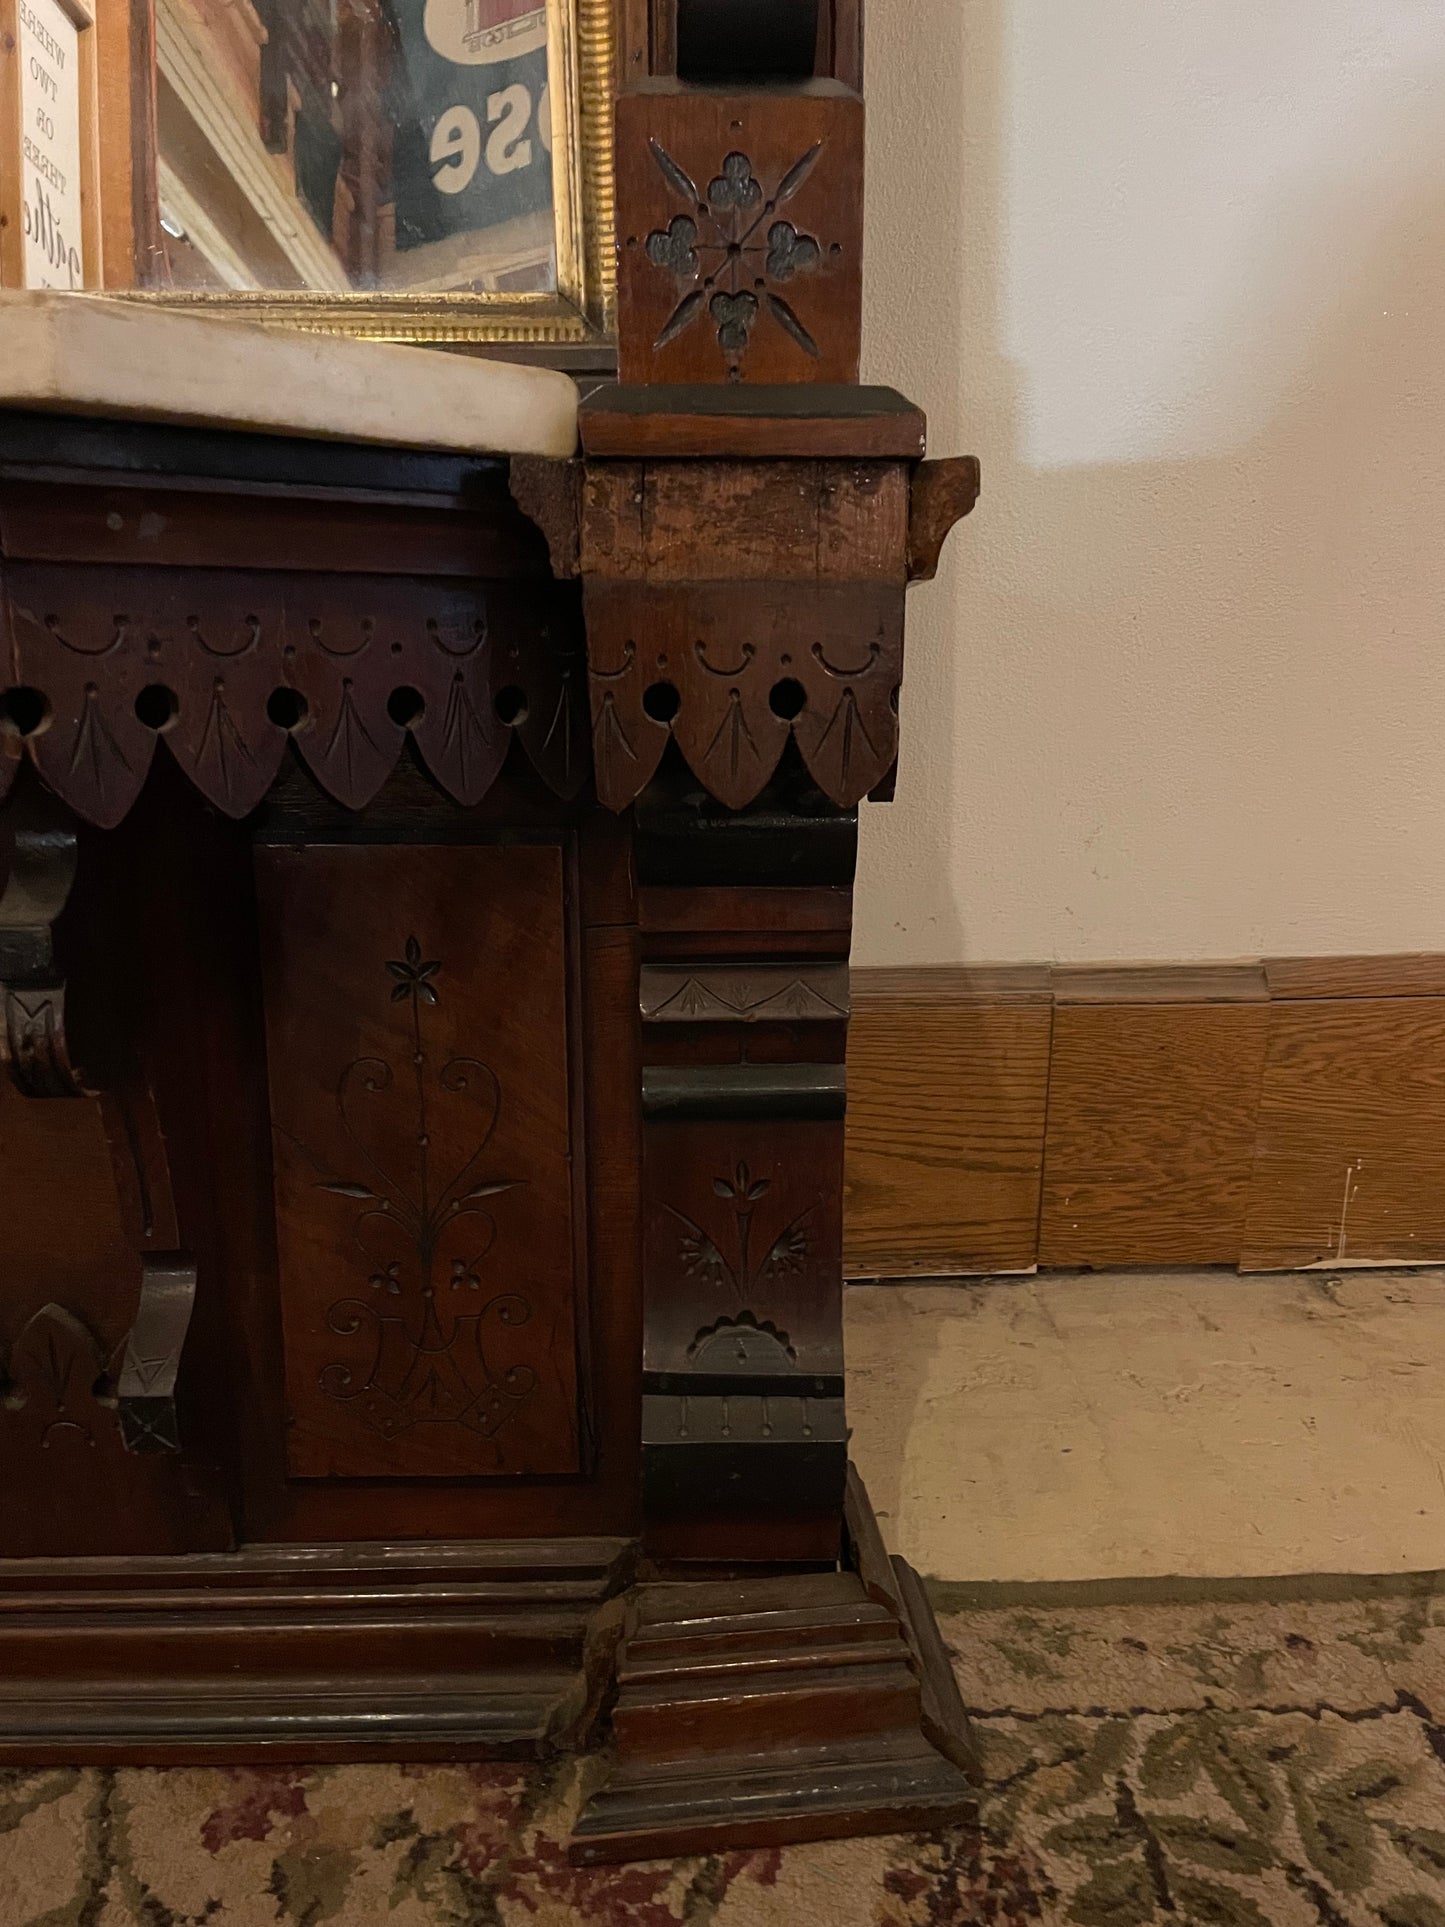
571 1470 978 1862
845 956 1445 1277
0 1476 976 1866
0 1539 633 1766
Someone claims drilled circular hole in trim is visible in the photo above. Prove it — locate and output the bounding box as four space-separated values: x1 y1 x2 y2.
386 685 425 728
494 685 528 726
134 683 179 731
768 677 806 721
0 686 51 737
642 680 681 724
266 687 309 731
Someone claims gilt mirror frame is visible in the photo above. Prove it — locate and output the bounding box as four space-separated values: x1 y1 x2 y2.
4 0 619 352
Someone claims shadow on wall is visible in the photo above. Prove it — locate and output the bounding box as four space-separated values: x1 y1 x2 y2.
857 0 1445 966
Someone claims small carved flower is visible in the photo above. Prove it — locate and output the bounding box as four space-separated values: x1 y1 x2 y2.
714 1161 769 1204
645 215 699 276
710 289 758 351
765 220 820 281
370 1261 403 1295
708 152 761 214
387 935 440 1005
450 1257 481 1291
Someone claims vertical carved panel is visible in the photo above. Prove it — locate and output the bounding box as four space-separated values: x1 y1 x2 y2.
254 844 581 1480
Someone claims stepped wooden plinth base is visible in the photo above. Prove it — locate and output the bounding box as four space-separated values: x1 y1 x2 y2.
0 1538 631 1766
572 1728 975 1864
570 1480 980 1863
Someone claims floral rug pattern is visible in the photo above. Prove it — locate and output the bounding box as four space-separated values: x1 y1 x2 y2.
5 1587 1445 1924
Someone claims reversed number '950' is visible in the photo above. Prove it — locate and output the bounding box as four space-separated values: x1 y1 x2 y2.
430 84 552 192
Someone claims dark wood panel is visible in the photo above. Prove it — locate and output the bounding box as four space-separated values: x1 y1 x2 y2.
640 886 853 939
1242 997 1445 1270
644 1119 844 1373
1039 1002 1268 1267
844 976 1051 1276
579 385 926 459
581 461 909 583
614 84 864 386
0 483 547 578
254 844 580 1480
0 1534 631 1765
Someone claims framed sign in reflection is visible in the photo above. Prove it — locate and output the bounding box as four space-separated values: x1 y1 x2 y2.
0 0 102 292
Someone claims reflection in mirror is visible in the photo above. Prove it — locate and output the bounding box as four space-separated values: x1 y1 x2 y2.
1 0 617 336
153 0 556 295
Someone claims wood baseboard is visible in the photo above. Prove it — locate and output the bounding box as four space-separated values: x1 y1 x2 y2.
844 955 1445 1277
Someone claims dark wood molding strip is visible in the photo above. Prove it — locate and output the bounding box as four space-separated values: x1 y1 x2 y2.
579 385 927 459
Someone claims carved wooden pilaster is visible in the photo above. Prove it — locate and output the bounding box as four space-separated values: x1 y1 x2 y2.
635 764 855 1562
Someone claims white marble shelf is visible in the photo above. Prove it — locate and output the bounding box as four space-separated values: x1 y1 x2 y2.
0 292 579 458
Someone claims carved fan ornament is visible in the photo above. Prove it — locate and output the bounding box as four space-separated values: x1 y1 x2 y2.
0 569 588 828
644 141 836 379
292 936 538 1444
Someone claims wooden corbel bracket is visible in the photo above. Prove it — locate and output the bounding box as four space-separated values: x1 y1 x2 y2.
0 782 178 1233
907 455 982 584
0 1256 198 1461
509 457 583 580
0 782 92 1098
116 1255 200 1455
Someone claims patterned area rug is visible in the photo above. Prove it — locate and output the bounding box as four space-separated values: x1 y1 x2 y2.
5 1585 1445 1925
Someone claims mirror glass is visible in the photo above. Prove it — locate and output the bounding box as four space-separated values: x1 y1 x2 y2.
152 0 557 296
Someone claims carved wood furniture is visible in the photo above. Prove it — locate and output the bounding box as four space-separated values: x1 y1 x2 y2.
0 0 981 1863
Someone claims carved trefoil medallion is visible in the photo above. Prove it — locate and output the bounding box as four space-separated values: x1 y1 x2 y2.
643 142 833 378
615 88 864 385
256 844 582 1480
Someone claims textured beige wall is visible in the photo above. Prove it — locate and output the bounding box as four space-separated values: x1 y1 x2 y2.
855 0 1445 965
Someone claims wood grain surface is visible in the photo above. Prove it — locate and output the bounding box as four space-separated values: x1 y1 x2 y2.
1264 954 1445 999
844 968 1051 1276
1241 996 1445 1270
254 843 581 1481
845 956 1445 1276
1038 1001 1270 1267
